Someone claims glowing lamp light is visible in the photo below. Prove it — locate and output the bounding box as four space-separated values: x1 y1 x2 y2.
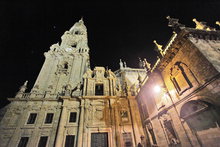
154 85 161 93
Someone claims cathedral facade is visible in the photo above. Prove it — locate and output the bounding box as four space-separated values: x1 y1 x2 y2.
0 19 146 147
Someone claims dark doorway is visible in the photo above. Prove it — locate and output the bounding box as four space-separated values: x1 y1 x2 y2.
91 132 108 147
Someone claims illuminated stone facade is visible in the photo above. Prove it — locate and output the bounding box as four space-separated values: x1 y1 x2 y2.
0 19 146 147
137 18 220 147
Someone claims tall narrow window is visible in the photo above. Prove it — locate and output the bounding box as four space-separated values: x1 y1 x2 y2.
172 78 181 92
27 113 37 124
18 137 29 147
69 112 77 123
65 135 75 147
38 136 48 147
95 84 104 95
45 113 54 124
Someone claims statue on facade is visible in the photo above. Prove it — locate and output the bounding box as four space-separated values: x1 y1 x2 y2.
119 59 124 69
138 57 144 68
123 81 128 96
124 61 127 68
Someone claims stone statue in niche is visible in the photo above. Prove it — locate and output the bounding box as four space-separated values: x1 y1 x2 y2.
123 81 128 96
159 113 180 145
120 110 129 122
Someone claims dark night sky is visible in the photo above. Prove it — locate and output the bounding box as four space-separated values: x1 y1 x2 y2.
0 0 220 107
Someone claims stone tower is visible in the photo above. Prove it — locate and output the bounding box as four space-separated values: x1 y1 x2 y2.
0 19 145 147
32 18 90 96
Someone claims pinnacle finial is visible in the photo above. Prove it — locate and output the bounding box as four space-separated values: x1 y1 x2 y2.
153 40 162 50
153 40 164 56
192 18 205 30
19 80 28 93
24 80 28 86
192 18 215 31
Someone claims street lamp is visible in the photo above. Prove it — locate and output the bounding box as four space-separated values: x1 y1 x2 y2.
154 85 161 93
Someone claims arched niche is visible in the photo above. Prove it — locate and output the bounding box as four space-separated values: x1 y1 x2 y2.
180 100 220 131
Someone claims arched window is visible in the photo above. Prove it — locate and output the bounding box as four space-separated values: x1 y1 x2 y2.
170 62 197 95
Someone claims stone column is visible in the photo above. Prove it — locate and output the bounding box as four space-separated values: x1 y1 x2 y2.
82 99 90 147
77 99 85 147
114 102 121 147
55 98 68 147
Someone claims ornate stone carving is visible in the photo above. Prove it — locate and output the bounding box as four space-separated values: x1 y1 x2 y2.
166 16 185 31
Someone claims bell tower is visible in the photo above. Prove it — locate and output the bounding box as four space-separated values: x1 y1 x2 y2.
31 19 90 96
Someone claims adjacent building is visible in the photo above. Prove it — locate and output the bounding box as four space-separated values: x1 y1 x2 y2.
137 17 220 147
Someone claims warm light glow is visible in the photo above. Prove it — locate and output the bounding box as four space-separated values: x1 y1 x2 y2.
154 85 161 93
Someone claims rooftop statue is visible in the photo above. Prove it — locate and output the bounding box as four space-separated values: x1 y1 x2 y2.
119 59 124 69
166 16 185 32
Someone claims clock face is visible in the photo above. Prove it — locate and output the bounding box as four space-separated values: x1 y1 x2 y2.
65 48 72 52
